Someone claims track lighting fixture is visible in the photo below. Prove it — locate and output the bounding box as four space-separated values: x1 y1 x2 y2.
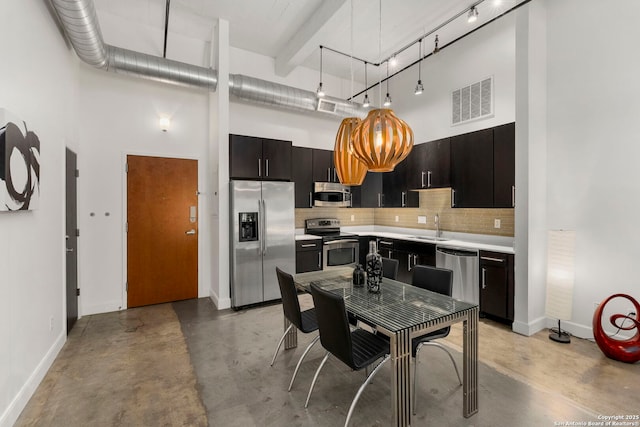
383 62 391 106
362 62 370 107
433 35 440 54
468 6 479 23
317 46 325 98
415 39 423 95
389 55 398 67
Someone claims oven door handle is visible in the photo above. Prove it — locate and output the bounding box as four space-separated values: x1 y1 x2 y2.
324 239 359 245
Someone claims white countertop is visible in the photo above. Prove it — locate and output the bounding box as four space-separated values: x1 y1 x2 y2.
296 226 514 254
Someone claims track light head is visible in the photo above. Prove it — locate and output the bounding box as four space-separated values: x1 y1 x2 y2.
316 82 325 98
383 93 392 107
363 93 370 108
468 6 479 23
414 80 423 95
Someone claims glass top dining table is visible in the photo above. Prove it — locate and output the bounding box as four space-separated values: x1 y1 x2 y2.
292 267 479 427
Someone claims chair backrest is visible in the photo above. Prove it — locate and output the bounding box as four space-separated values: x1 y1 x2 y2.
382 257 399 280
276 267 304 330
310 283 355 368
411 265 453 296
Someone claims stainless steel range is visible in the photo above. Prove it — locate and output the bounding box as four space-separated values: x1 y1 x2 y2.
305 218 359 269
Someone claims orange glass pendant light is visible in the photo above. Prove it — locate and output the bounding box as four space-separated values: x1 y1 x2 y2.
351 108 414 172
334 117 368 185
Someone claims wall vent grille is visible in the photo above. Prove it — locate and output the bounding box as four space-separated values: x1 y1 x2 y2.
317 98 337 113
452 76 493 125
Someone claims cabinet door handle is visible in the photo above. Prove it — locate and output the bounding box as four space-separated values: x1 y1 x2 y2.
451 189 456 207
265 159 269 177
309 192 313 207
480 256 505 263
327 168 331 182
407 253 412 271
482 267 487 289
379 241 393 245
258 158 262 177
388 250 393 258
427 171 432 188
318 252 321 268
512 185 515 207
333 168 337 182
378 193 381 207
301 243 316 248
421 171 426 188
413 254 418 265
401 191 406 207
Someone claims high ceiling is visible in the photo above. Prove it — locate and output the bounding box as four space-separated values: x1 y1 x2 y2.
93 0 523 83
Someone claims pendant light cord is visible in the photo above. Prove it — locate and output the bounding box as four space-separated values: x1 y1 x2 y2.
378 0 382 106
350 0 354 102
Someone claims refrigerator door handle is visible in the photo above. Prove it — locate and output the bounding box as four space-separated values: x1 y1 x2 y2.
262 199 267 255
258 199 264 254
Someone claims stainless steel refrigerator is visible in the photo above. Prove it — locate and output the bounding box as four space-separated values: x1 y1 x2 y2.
230 180 295 309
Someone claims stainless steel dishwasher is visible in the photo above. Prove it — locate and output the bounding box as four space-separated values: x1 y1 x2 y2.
436 247 479 304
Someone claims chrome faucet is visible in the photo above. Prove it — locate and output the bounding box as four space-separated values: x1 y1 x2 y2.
435 213 441 239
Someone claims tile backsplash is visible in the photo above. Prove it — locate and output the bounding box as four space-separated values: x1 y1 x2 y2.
296 188 514 237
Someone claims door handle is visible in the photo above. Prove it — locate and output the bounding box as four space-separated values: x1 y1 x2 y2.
401 191 406 207
407 253 412 271
482 267 487 289
258 158 262 177
266 159 269 177
421 171 426 188
185 229 196 235
66 248 74 252
427 171 432 188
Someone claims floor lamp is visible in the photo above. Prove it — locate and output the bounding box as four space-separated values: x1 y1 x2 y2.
545 230 576 344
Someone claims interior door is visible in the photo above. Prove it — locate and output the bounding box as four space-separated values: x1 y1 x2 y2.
127 155 198 308
65 148 78 333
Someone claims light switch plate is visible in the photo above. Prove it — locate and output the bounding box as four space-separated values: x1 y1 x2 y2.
417 215 427 224
395 215 399 222
494 219 501 229
350 214 355 222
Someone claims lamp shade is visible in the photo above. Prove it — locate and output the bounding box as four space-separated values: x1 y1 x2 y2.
351 108 414 172
334 117 367 186
545 230 576 321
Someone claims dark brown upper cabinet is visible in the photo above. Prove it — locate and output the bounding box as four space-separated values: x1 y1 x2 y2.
229 134 292 181
351 172 383 208
407 138 451 189
450 128 494 208
291 146 313 208
492 123 515 208
311 148 340 183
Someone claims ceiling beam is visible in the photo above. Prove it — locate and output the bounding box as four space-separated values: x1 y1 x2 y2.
274 0 347 77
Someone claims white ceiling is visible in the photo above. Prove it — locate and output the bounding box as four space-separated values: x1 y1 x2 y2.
93 0 523 83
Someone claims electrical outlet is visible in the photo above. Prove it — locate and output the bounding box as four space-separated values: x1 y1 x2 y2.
417 215 427 224
395 215 399 222
350 214 355 222
494 219 501 229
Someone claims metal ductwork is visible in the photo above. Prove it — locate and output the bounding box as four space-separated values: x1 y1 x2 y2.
50 0 367 118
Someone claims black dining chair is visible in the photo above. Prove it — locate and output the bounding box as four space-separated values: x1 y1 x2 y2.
306 283 390 427
272 267 320 392
382 257 399 280
410 265 462 414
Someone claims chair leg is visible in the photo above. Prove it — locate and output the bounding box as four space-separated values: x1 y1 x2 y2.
412 341 462 416
305 352 330 408
344 355 390 427
288 335 320 391
270 323 294 366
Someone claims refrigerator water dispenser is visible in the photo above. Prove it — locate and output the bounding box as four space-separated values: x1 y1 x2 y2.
239 212 258 241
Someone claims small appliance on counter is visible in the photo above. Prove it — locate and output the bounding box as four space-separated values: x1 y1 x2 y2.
305 218 359 269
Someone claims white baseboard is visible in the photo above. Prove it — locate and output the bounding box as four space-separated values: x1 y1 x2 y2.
0 331 65 427
512 315 546 336
209 287 231 310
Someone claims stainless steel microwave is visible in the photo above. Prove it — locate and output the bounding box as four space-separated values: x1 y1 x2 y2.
313 182 351 207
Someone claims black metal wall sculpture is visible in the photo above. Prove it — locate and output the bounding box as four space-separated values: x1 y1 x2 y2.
0 116 41 211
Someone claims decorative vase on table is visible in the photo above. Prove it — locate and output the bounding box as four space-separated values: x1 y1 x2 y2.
366 241 382 294
352 264 365 287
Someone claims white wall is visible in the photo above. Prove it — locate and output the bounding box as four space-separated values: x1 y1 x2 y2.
391 14 516 142
77 67 210 315
0 1 77 425
543 0 640 337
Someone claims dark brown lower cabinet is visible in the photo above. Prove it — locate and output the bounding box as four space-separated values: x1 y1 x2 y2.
479 250 514 323
295 239 322 274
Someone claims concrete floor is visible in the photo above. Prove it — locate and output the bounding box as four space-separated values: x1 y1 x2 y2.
16 296 639 426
